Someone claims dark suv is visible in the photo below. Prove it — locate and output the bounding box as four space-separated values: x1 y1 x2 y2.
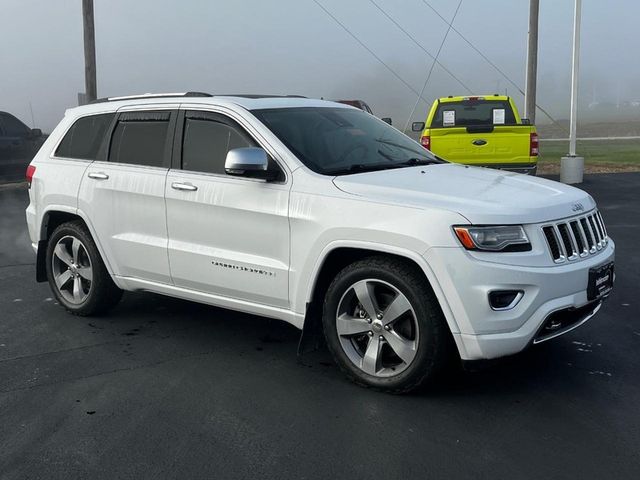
0 111 43 182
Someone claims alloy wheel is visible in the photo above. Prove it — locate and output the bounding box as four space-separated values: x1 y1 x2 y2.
51 235 93 304
336 279 419 377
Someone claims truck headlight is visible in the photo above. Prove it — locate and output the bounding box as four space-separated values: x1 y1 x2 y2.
453 225 531 252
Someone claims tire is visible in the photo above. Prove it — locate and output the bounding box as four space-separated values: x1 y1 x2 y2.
46 221 123 316
322 256 452 393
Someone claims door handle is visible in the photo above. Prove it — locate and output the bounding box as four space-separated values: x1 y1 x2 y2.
88 172 109 180
171 182 198 192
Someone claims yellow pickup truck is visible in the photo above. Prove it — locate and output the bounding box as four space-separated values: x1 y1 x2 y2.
412 95 538 175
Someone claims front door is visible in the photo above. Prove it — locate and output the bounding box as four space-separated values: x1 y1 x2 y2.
164 109 290 308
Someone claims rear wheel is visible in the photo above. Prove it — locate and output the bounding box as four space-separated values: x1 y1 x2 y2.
46 221 122 316
322 256 451 393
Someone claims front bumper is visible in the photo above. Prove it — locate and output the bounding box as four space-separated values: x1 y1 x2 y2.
424 240 615 360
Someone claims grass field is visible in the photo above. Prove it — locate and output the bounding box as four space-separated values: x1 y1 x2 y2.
538 138 640 174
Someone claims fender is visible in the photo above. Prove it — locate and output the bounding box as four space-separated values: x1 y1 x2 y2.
303 239 462 336
38 204 118 281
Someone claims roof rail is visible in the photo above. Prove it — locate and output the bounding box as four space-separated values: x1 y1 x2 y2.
214 94 307 99
90 92 212 104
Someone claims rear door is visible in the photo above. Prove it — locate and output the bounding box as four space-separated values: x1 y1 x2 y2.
428 99 531 165
164 109 290 308
77 106 177 284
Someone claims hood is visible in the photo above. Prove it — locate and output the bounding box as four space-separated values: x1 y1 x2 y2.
332 163 595 224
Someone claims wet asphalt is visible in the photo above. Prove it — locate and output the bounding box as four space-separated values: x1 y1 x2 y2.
0 174 638 479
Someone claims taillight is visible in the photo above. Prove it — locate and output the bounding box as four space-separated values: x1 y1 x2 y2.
420 135 431 150
530 133 539 156
26 165 36 187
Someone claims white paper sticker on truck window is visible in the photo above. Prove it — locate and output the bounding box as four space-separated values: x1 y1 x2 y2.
443 110 455 127
493 108 505 125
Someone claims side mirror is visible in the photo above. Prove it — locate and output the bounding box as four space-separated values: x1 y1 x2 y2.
381 117 392 125
521 118 531 125
411 122 425 132
225 147 272 179
30 128 42 137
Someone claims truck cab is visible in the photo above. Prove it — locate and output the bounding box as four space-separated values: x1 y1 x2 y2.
415 95 538 175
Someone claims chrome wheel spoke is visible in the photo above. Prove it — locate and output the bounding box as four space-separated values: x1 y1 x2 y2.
352 280 378 320
78 265 93 281
336 314 371 336
55 270 73 289
382 292 411 326
361 335 382 375
384 331 417 365
54 243 73 266
71 238 81 263
72 276 83 301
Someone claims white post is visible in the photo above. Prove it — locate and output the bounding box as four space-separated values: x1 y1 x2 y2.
561 0 584 184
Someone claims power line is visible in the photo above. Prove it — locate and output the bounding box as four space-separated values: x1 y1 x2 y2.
420 0 569 133
367 0 472 95
311 0 429 103
403 0 463 131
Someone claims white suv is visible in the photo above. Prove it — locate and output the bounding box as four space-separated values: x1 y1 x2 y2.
25 93 615 392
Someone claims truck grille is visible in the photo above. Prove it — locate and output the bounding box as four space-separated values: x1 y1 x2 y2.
542 210 608 263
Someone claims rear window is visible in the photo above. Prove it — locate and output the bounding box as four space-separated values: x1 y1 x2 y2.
55 113 114 160
431 100 516 128
108 111 170 167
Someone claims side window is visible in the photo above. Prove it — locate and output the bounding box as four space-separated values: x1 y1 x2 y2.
108 111 171 167
55 113 114 160
181 115 252 175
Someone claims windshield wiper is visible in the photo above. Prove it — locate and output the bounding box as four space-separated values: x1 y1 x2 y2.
325 163 398 176
397 157 444 166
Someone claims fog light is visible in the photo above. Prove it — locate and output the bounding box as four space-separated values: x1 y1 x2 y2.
488 290 524 311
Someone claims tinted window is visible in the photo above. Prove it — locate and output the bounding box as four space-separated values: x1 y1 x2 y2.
55 113 114 160
109 111 170 167
182 118 251 174
252 107 439 175
1 113 30 137
432 100 516 127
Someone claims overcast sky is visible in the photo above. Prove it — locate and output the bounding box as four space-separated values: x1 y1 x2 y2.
2 0 639 131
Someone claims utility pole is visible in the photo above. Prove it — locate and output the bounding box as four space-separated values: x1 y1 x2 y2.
561 0 584 184
82 0 97 102
524 0 539 123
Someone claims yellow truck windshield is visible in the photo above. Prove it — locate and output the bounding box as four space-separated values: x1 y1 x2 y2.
431 99 517 127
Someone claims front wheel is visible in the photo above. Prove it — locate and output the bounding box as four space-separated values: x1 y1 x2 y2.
322 256 452 393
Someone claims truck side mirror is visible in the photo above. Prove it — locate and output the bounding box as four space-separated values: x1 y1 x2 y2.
521 118 531 125
381 117 392 125
411 122 425 132
30 128 42 137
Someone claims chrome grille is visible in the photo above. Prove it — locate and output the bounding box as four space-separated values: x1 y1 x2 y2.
542 210 608 263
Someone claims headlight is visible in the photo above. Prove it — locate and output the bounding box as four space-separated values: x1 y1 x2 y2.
453 225 531 252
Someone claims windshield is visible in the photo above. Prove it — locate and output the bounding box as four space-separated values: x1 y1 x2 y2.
432 100 517 127
252 107 442 175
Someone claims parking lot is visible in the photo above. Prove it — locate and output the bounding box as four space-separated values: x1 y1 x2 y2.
1 174 639 479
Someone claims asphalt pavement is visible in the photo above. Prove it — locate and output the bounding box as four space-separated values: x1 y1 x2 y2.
1 174 639 479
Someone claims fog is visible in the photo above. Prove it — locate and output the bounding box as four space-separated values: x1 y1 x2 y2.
2 0 639 132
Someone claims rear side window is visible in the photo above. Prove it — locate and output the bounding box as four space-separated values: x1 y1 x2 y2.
182 117 252 174
55 113 114 159
432 100 516 127
108 111 171 167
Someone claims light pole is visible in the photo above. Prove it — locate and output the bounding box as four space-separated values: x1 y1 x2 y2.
561 0 583 184
524 0 539 124
82 0 97 103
